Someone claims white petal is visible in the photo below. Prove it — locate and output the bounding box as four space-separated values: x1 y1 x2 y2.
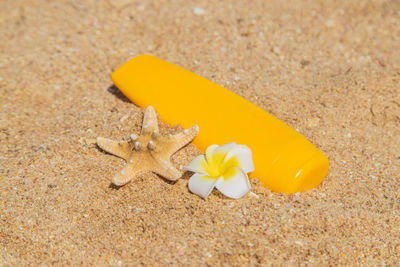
213 142 237 155
206 142 237 164
184 155 207 174
216 167 251 199
205 144 219 163
224 145 254 173
188 173 223 199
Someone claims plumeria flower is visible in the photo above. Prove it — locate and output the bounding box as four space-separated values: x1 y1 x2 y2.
184 142 254 199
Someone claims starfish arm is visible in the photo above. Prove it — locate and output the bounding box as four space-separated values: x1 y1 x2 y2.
97 137 131 160
111 164 139 186
152 156 182 181
165 125 199 155
141 106 159 135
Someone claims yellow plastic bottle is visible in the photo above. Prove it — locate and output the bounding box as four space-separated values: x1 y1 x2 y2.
111 55 329 194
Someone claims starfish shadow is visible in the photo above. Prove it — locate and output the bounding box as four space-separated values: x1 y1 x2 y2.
107 85 131 103
157 175 179 185
97 145 113 156
108 183 122 190
107 171 183 189
180 171 193 180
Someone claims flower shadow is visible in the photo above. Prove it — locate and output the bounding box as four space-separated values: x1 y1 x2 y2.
212 190 234 200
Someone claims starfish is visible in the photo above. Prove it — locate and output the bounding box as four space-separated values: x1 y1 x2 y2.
97 106 199 186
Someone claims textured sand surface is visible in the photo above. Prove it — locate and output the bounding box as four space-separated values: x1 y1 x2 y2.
1 0 399 265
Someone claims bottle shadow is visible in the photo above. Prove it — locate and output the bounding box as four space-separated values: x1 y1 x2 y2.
107 85 131 103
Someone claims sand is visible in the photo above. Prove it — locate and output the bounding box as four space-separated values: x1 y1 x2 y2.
1 0 399 265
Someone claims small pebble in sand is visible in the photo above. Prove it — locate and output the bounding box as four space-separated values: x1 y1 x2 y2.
272 46 281 55
306 117 320 128
119 114 129 122
193 7 205 15
249 192 259 199
295 240 304 246
325 20 335 27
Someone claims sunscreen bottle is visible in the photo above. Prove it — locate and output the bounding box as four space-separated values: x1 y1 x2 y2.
111 55 329 194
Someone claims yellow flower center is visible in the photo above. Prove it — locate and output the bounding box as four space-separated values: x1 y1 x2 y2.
204 151 239 179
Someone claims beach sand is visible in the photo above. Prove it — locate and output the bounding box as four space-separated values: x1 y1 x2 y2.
1 0 399 265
